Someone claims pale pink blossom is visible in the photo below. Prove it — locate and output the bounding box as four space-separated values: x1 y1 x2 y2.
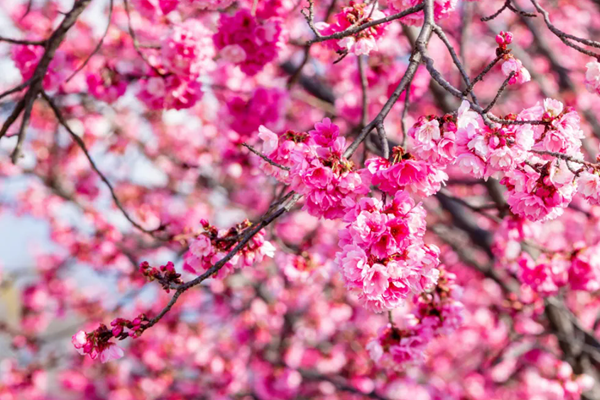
502 57 531 85
584 60 600 95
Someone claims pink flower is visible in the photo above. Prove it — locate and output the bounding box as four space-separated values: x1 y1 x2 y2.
502 57 531 85
366 339 384 362
258 126 279 156
502 161 575 221
99 343 125 363
220 44 247 63
388 0 457 25
577 171 600 205
161 20 215 78
318 2 387 56
363 263 389 298
364 155 446 197
11 45 69 91
71 330 87 355
225 87 288 140
213 9 282 76
309 118 339 147
137 76 203 110
336 191 439 312
86 69 127 104
456 152 485 178
258 120 368 219
584 60 600 95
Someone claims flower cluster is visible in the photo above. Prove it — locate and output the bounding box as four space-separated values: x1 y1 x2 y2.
408 114 457 167
336 192 440 312
454 103 535 179
183 219 276 278
139 261 183 292
364 147 448 197
131 0 181 18
520 98 584 157
110 315 149 339
584 60 600 95
72 326 125 363
502 56 531 85
495 30 530 85
453 99 586 220
501 160 575 222
137 75 202 110
518 242 600 295
226 87 287 140
412 267 464 336
495 30 513 48
366 267 463 367
86 65 128 104
138 19 215 110
213 9 282 76
388 0 457 25
317 2 387 56
161 20 215 78
259 119 369 219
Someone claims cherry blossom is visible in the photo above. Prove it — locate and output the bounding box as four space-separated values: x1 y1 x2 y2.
1 0 600 398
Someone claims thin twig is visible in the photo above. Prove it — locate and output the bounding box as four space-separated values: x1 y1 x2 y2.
483 71 514 113
66 0 114 82
0 79 33 102
10 91 35 163
432 24 480 106
530 0 600 58
287 45 311 88
462 54 504 97
301 0 322 38
42 92 162 236
123 0 165 76
0 36 46 45
242 143 290 170
480 0 510 21
438 189 503 223
530 0 600 49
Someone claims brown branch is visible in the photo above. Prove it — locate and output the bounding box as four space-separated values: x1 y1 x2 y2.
0 0 92 161
358 54 369 128
343 0 434 158
141 192 302 333
306 3 425 45
400 85 411 148
462 54 504 97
